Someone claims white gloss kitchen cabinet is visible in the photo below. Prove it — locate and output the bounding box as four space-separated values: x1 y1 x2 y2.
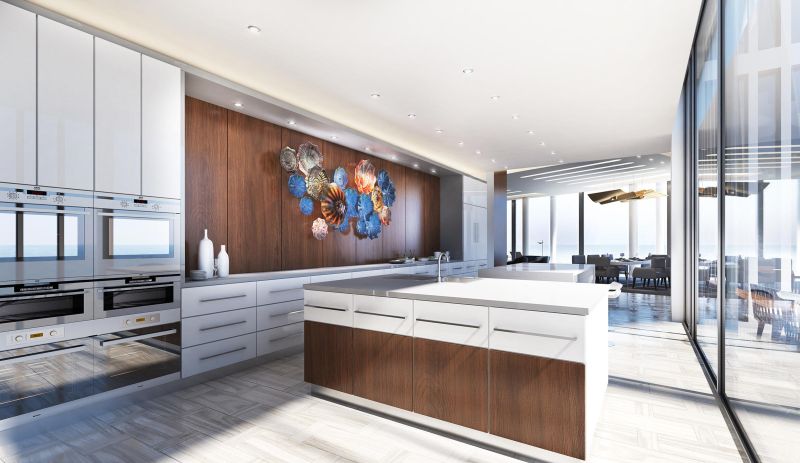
463 203 487 262
0 2 36 186
37 16 94 191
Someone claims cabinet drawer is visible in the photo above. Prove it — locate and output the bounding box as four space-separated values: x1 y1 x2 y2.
181 307 256 348
413 300 488 348
257 277 309 305
309 273 351 283
412 265 435 276
257 322 304 356
448 263 467 275
489 307 585 363
353 296 413 335
304 291 352 327
257 300 304 330
352 269 386 278
182 333 256 378
182 283 257 318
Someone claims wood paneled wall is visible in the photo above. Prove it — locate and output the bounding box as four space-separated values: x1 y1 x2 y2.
185 97 441 274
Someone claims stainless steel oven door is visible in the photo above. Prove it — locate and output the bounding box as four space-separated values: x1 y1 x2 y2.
0 185 94 284
94 195 180 277
93 276 181 319
0 281 94 332
0 338 95 420
93 322 180 393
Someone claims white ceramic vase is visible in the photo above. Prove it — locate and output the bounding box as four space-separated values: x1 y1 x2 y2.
217 245 230 278
198 229 214 277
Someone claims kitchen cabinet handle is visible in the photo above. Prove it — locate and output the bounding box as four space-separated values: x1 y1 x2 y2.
416 318 481 329
0 290 87 302
269 309 304 317
199 321 247 332
199 346 246 361
355 310 406 320
268 288 302 294
96 211 172 220
0 207 88 215
199 294 247 303
493 327 577 342
0 344 87 366
102 283 174 293
99 329 177 347
305 304 346 312
269 332 304 343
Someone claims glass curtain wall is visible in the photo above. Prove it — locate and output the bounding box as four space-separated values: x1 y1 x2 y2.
584 195 629 257
553 193 580 262
524 197 550 256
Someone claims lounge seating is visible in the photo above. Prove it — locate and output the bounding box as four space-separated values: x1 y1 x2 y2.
572 255 586 264
523 255 550 263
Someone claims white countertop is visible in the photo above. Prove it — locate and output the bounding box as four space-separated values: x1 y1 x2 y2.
478 263 595 284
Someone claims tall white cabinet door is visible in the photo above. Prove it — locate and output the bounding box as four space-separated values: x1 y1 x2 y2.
141 56 182 199
37 17 94 191
463 204 475 261
0 3 36 185
95 38 141 195
474 205 487 260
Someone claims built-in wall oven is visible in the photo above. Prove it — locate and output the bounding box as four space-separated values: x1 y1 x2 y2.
0 184 94 284
94 194 180 277
0 281 94 332
93 275 180 319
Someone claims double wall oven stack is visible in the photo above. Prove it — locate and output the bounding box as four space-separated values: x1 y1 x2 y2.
0 184 183 425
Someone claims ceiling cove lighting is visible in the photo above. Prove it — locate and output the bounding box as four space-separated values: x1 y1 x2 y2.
564 167 658 185
247 25 261 33
551 164 650 183
539 162 636 181
519 159 622 179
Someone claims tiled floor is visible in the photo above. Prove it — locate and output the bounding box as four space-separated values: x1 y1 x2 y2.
0 294 746 463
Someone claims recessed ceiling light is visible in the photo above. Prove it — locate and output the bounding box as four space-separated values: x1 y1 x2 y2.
550 151 556 156
233 102 243 108
649 158 654 162
364 146 371 152
462 68 475 75
511 114 520 120
491 159 496 163
247 25 261 33
527 130 535 135
370 93 381 99
407 113 416 119
457 141 464 146
504 165 509 170
475 150 481 155
413 163 419 169
330 135 338 140
539 141 546 146
489 95 500 101
660 161 665 165
391 155 397 160
558 160 565 164
636 155 642 159
287 119 296 126
435 129 444 134
430 168 437 173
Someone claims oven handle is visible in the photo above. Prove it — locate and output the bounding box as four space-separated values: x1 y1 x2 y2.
96 211 174 220
0 344 87 366
0 207 89 215
98 329 177 347
0 290 88 303
100 283 175 293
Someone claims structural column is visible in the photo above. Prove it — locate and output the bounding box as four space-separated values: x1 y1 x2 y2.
628 184 638 258
549 196 558 261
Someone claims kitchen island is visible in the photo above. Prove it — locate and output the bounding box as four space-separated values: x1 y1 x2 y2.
478 262 595 283
303 275 608 462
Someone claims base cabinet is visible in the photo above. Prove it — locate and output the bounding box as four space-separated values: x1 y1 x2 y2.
353 328 412 410
489 349 586 460
412 337 488 432
304 321 353 393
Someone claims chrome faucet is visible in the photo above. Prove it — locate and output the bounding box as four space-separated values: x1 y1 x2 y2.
437 252 445 282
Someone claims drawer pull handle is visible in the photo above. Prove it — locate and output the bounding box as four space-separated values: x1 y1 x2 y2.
199 320 247 332
306 304 346 312
355 310 406 320
269 288 301 294
493 327 577 342
199 346 246 361
270 332 304 343
416 318 480 329
270 309 304 317
99 329 177 347
199 294 247 303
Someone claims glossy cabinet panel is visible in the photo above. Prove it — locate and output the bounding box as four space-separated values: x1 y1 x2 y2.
182 332 256 378
142 56 182 199
181 307 257 348
412 300 488 348
489 306 585 363
353 328 412 410
353 296 413 335
256 321 303 356
182 282 257 318
257 277 309 305
257 300 304 330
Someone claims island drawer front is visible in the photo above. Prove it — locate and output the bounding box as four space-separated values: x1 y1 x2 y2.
182 333 257 378
257 300 304 331
413 300 488 348
304 290 353 327
182 307 257 348
257 321 304 356
257 277 310 305
183 283 257 318
489 307 585 363
353 296 413 335
412 266 435 276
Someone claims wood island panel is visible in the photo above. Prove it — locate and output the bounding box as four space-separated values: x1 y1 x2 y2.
304 321 353 393
353 328 413 410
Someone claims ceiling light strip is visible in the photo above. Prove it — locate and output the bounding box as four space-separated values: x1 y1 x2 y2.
564 167 659 185
519 159 622 179
535 162 635 180
550 164 650 183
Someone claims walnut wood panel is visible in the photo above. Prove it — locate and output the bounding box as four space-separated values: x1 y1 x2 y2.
355 155 384 264
423 174 440 257
353 328 412 410
185 97 228 274
280 128 325 270
227 111 282 273
404 168 424 257
413 337 488 432
304 321 353 393
380 160 406 260
490 349 585 460
321 142 358 267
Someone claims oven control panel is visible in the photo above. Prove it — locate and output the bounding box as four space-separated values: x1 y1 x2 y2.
7 326 65 346
123 313 160 328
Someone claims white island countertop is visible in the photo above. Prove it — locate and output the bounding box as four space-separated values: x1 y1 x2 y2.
479 263 595 283
304 274 609 316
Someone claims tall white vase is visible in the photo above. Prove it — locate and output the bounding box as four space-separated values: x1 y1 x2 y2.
217 245 230 278
198 229 214 277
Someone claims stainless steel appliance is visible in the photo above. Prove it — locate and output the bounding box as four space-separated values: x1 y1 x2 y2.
0 280 94 332
93 274 180 320
0 184 94 284
94 194 180 277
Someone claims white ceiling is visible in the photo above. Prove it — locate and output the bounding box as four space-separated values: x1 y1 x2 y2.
24 0 701 179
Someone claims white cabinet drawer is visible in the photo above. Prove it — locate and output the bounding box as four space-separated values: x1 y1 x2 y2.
352 269 386 278
412 265 435 276
392 266 415 275
257 300 304 330
413 300 488 348
182 307 256 348
309 273 351 283
182 333 256 378
182 283 257 318
489 307 586 363
257 322 304 356
448 263 467 275
304 290 353 327
257 277 309 305
353 296 413 335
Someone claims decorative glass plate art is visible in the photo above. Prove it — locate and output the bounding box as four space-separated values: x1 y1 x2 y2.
321 183 347 225
354 159 376 194
288 174 307 198
297 142 323 175
306 166 330 200
333 167 349 189
280 146 298 172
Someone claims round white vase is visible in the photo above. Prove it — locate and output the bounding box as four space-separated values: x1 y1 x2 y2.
217 245 230 278
198 229 214 277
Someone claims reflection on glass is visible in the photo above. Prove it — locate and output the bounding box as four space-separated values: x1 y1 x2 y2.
23 214 57 258
0 213 14 259
108 218 171 257
524 197 549 256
